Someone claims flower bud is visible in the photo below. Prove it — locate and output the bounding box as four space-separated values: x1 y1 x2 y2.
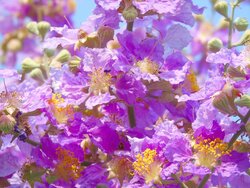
214 1 228 18
6 38 22 52
235 95 250 107
207 38 223 52
233 141 250 153
0 114 16 134
26 21 39 35
22 58 40 73
37 21 51 39
239 30 250 45
69 56 81 72
234 17 248 31
44 48 55 57
122 6 138 22
107 40 121 49
210 0 218 4
30 68 45 83
77 32 100 49
212 84 240 115
97 26 114 47
227 66 246 78
54 49 71 63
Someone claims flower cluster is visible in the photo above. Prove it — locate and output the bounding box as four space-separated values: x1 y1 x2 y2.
0 0 250 187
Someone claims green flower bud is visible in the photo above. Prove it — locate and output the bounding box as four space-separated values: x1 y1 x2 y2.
97 26 114 48
0 114 16 134
37 21 51 40
22 58 40 73
26 21 39 35
54 49 71 63
69 56 81 72
233 141 250 153
210 0 218 4
44 48 55 57
214 1 228 18
122 6 138 23
107 40 121 50
6 38 22 52
239 29 250 45
234 17 249 31
235 95 250 107
76 32 100 49
207 38 223 52
30 68 45 83
227 66 246 78
212 84 240 115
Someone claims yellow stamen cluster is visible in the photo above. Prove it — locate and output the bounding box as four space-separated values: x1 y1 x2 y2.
133 149 162 184
89 68 112 95
107 157 133 183
186 71 200 92
48 94 74 124
194 138 231 168
55 147 82 181
137 58 159 75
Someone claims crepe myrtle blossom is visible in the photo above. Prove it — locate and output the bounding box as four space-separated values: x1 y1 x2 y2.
1 0 250 187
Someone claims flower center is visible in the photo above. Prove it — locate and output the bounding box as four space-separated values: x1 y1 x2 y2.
0 91 22 114
186 71 200 92
137 58 159 74
48 94 74 124
133 148 162 184
193 138 231 168
107 157 133 183
89 68 112 95
55 147 82 181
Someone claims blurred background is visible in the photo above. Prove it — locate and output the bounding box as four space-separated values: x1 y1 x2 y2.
73 0 250 27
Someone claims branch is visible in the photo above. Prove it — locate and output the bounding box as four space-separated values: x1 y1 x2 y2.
171 174 188 188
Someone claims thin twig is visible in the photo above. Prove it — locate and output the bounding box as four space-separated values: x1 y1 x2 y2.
171 174 188 188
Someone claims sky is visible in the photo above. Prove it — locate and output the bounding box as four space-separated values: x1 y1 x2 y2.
73 0 250 28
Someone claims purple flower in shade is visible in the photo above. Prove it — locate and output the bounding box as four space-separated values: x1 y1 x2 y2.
88 123 120 153
0 145 26 177
76 164 109 188
32 135 84 182
116 74 146 105
194 120 225 141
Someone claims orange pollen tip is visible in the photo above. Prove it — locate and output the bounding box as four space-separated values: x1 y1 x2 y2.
55 147 82 181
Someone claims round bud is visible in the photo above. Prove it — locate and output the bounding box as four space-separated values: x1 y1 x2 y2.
37 21 51 40
0 114 16 135
122 6 138 23
26 21 39 35
6 38 22 52
22 58 40 73
234 17 248 31
214 1 228 18
54 49 71 63
207 38 223 52
107 40 121 49
30 68 45 83
235 95 250 108
239 29 250 45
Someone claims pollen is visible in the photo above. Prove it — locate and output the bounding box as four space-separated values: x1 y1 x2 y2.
193 137 231 168
137 58 159 75
48 93 74 124
55 147 82 181
133 149 162 184
89 68 112 95
186 71 200 92
0 91 22 114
